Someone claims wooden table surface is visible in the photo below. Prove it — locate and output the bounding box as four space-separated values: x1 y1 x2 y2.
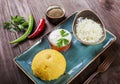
0 0 120 84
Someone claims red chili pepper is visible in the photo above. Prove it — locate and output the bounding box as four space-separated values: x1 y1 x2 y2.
28 18 45 39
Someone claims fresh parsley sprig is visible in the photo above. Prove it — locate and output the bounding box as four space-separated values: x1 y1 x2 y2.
60 29 69 37
3 15 28 32
57 29 69 47
57 38 69 47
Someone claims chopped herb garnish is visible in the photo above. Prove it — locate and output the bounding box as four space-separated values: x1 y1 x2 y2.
57 39 63 47
56 29 70 47
63 39 69 45
3 15 28 32
57 38 69 48
60 29 69 37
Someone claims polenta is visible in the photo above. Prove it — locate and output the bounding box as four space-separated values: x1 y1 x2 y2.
31 49 66 81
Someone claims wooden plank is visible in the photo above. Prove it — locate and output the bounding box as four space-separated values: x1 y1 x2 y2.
0 0 120 84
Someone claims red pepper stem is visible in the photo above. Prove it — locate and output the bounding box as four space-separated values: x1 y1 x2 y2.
28 18 45 39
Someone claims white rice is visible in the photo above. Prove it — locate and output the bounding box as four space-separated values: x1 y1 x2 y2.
76 18 103 43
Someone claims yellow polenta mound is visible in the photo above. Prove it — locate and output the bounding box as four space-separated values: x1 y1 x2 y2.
31 49 66 81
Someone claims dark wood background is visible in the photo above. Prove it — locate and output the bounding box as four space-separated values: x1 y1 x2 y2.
0 0 120 84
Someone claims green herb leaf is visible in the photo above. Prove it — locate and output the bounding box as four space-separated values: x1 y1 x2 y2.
60 29 69 37
3 22 10 29
63 39 69 45
10 28 16 32
57 38 69 47
3 15 28 32
57 39 63 47
11 16 25 24
18 25 24 30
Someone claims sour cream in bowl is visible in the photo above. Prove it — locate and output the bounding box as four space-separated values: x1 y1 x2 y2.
48 29 72 52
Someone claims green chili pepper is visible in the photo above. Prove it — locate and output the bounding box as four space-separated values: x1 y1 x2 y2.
10 14 34 44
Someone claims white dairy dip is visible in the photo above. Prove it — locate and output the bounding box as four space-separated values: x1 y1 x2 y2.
48 29 72 46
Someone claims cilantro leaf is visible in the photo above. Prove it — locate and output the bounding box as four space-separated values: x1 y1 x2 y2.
60 29 69 37
10 28 16 32
3 15 28 32
63 39 69 45
57 39 63 47
57 38 69 47
3 22 10 29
